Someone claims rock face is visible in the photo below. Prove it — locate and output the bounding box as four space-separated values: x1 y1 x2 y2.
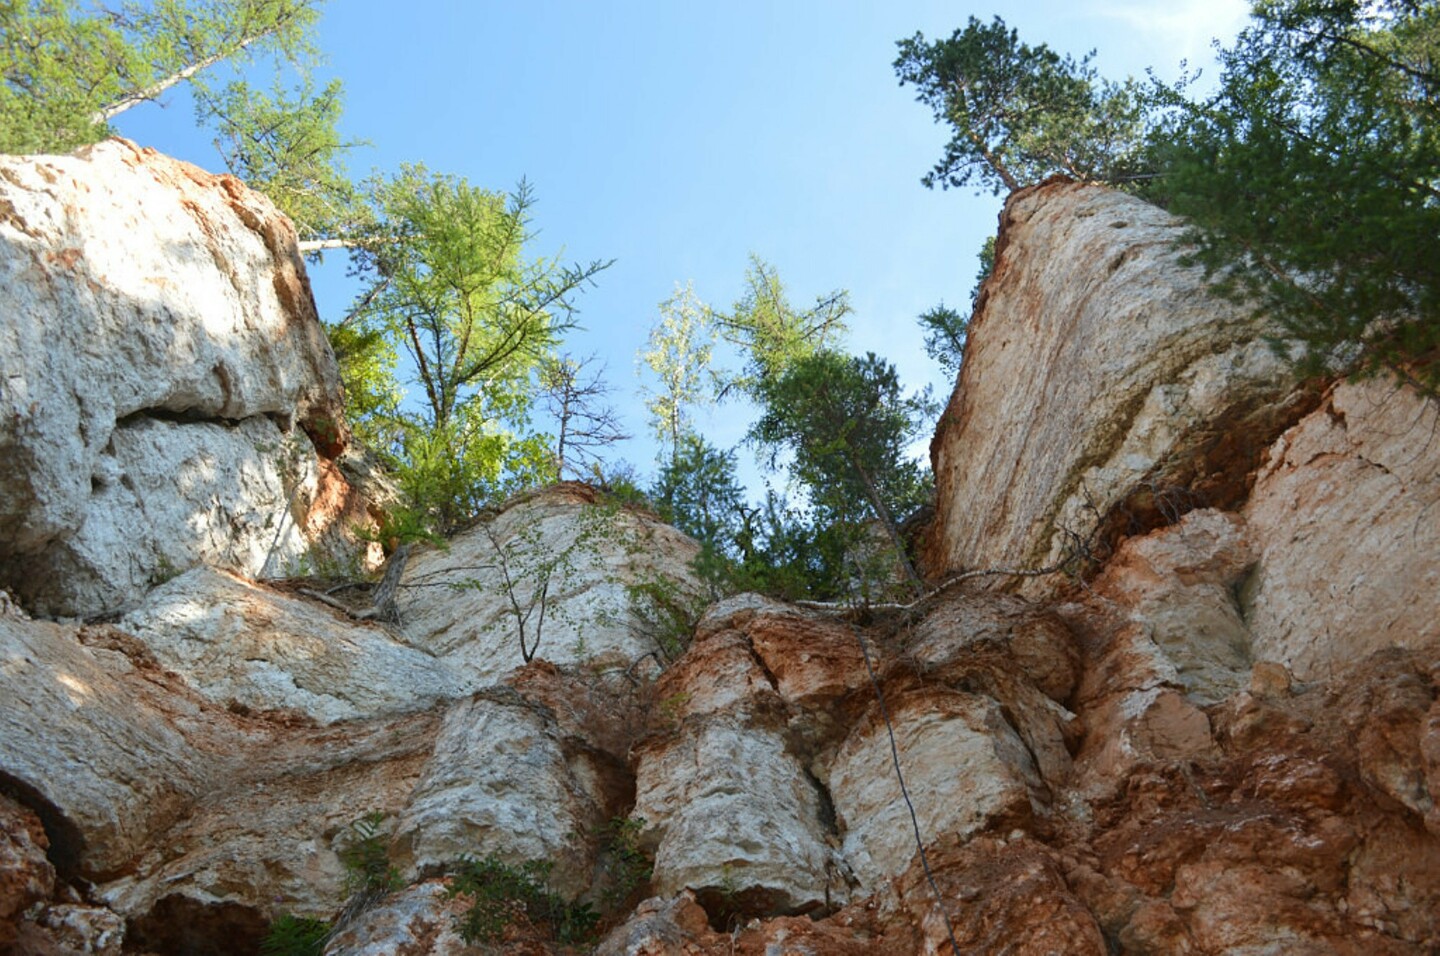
1242 379 1440 679
0 139 374 617
396 483 705 684
3 151 1439 956
927 179 1314 589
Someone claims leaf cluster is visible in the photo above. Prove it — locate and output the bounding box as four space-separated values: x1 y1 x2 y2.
446 855 599 946
894 16 1152 194
259 914 329 956
1148 0 1440 393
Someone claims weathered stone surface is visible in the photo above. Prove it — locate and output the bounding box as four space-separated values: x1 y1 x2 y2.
0 139 371 617
324 881 470 956
1089 509 1257 705
392 688 627 899
1 793 55 949
826 688 1042 890
98 709 439 929
633 716 839 917
927 180 1308 591
120 567 460 724
0 616 219 879
1243 379 1440 680
396 484 703 686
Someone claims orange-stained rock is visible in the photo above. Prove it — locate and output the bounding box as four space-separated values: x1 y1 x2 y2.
1 794 55 949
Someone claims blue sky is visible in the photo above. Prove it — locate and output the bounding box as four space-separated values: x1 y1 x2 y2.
113 0 1250 486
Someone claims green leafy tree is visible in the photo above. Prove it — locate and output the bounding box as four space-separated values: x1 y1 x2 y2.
346 168 611 534
639 281 715 465
894 16 1151 193
714 255 851 398
0 0 324 154
752 350 933 597
1152 0 1440 394
204 74 368 247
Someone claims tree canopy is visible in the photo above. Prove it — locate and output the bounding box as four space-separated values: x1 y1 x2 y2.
0 0 324 153
1152 0 1440 395
894 16 1151 194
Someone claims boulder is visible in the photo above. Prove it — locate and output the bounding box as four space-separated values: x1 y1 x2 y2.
826 688 1043 890
927 180 1311 591
0 616 221 879
0 139 372 617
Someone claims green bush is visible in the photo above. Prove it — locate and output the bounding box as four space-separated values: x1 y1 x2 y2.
260 914 330 956
446 856 599 945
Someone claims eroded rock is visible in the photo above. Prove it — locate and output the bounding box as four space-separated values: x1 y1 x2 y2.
1243 379 1440 679
0 139 372 616
927 180 1310 591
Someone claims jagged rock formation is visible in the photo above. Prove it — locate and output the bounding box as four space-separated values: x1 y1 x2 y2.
0 139 376 617
926 179 1318 591
2 150 1438 956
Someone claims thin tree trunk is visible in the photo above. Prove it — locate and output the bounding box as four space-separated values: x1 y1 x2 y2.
93 27 282 123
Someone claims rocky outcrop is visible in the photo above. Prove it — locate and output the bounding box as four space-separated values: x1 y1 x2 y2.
1242 379 1440 679
4 149 1439 956
119 567 460 724
396 483 705 684
0 140 374 617
927 179 1314 590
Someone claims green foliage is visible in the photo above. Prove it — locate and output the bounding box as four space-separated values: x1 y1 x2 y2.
596 816 652 909
917 301 969 376
337 811 402 896
626 571 707 661
713 255 851 399
1149 0 1440 394
640 281 716 464
446 856 599 946
0 0 324 154
260 914 330 956
651 435 747 558
343 169 612 536
752 350 934 596
203 73 367 245
895 15 1152 193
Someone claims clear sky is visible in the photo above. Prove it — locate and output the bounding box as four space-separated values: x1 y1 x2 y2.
113 0 1250 487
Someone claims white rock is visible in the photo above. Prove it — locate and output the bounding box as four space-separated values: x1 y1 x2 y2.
633 718 839 915
120 567 461 724
0 140 365 616
0 616 217 878
826 690 1041 890
392 690 618 899
324 881 470 956
396 486 703 686
1243 379 1440 679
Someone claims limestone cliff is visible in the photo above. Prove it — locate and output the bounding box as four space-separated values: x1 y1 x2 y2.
1 150 1437 956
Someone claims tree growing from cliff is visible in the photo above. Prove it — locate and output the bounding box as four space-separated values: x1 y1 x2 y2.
894 16 1151 194
0 0 374 248
1151 0 1440 396
714 255 851 399
0 0 324 152
639 281 715 466
751 349 933 597
345 167 611 534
